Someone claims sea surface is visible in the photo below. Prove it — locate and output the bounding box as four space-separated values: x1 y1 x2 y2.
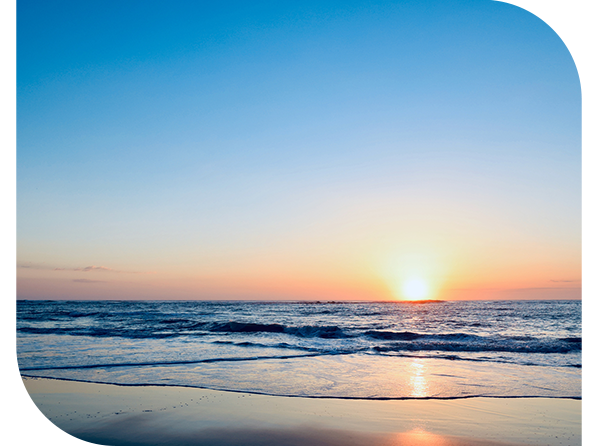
17 300 581 399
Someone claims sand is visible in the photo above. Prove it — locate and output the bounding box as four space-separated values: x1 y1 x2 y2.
21 377 580 446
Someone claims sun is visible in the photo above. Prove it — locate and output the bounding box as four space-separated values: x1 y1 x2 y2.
402 278 430 300
381 249 445 301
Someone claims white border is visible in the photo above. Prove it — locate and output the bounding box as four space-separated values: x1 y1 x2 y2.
497 1 597 444
0 1 17 444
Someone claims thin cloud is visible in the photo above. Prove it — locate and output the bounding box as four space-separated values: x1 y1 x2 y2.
72 265 156 275
73 279 107 283
507 286 582 291
18 262 45 269
75 266 114 272
448 285 581 292
549 279 581 283
72 265 156 274
19 263 156 275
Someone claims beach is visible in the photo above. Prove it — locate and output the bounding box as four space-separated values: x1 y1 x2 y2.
17 300 582 445
22 377 580 446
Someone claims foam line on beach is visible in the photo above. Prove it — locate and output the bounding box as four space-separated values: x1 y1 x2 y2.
18 351 346 372
20 375 583 401
373 351 582 368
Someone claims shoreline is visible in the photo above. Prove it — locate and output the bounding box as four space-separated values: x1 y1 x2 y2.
22 376 581 446
20 373 582 401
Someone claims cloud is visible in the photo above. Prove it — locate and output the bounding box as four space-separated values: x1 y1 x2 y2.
508 286 581 291
73 265 156 274
549 279 581 283
73 279 107 283
18 262 44 269
19 262 156 275
75 265 114 272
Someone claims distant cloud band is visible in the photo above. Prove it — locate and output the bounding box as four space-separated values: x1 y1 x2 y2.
73 279 106 283
18 263 155 275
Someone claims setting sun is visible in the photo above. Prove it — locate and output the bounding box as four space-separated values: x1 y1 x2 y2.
403 278 430 300
380 249 445 301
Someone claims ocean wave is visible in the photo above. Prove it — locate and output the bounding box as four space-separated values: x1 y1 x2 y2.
17 326 183 339
17 322 581 355
19 352 331 372
285 325 352 338
209 321 286 333
372 336 580 354
17 299 581 378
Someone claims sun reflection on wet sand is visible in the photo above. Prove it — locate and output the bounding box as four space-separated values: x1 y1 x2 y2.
386 428 453 446
409 358 429 398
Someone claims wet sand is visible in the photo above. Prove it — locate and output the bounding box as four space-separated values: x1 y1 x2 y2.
21 377 580 446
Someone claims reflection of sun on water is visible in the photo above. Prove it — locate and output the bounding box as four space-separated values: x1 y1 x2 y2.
409 359 428 398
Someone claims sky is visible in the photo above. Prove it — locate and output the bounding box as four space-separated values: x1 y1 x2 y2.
16 0 581 301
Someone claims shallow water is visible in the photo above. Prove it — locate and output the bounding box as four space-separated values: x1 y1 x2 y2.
17 300 581 399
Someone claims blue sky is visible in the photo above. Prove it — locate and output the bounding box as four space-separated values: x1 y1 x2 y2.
17 0 581 300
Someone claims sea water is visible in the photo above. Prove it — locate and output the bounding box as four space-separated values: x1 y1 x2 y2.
17 300 581 399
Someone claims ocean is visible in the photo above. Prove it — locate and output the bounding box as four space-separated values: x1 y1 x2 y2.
17 299 581 399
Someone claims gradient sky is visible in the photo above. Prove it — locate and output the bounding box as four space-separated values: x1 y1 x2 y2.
17 0 581 301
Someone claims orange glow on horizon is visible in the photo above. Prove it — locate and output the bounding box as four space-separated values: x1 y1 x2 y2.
16 237 581 301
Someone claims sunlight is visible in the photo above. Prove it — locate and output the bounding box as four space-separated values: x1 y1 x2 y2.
402 278 429 300
391 428 452 446
409 358 428 397
380 249 446 301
